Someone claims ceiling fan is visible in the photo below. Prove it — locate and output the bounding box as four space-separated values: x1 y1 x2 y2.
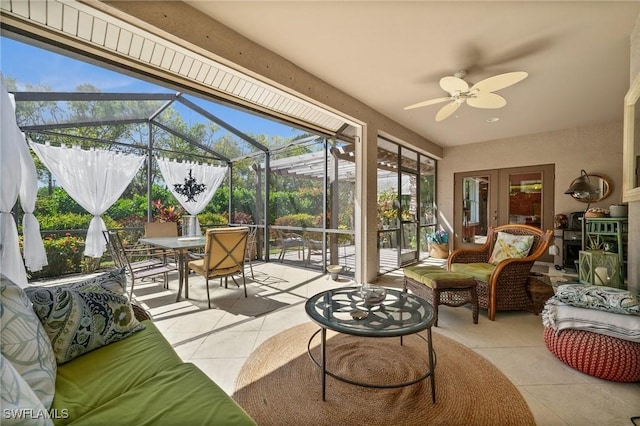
404 70 528 121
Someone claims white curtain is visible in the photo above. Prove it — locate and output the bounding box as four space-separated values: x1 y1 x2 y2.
17 134 48 272
0 80 27 286
156 157 227 236
30 143 145 258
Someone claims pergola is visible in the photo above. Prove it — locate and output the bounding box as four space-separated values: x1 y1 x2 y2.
12 89 357 265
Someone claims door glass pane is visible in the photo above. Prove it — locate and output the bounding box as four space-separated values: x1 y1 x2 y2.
400 170 418 264
377 138 399 273
463 176 490 243
508 172 542 229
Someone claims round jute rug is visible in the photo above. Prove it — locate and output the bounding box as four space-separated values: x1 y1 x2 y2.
233 322 535 426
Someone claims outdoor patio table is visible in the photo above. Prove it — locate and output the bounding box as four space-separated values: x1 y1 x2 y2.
305 287 436 402
139 236 206 302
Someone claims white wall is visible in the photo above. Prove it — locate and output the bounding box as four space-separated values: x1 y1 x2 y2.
627 13 640 291
438 122 623 234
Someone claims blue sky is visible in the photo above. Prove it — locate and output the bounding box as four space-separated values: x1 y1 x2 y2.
0 36 303 139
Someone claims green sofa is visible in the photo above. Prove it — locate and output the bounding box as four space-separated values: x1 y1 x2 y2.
1 271 255 425
51 319 255 425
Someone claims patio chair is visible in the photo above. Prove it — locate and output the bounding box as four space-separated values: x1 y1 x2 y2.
144 221 178 266
103 230 177 300
447 224 553 320
187 227 249 308
304 234 324 267
276 230 304 262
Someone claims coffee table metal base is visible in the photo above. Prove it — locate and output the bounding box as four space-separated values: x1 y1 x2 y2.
307 327 436 402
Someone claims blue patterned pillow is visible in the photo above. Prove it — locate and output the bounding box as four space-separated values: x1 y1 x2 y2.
27 287 144 364
554 284 640 316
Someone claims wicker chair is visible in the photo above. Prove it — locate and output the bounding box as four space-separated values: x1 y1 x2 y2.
448 224 553 321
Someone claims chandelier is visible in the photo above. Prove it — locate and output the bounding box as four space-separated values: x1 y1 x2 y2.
174 169 206 202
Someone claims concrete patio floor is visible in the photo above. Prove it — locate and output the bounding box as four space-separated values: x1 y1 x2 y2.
129 262 639 426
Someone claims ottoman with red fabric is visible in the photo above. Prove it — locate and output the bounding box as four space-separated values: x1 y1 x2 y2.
543 326 640 382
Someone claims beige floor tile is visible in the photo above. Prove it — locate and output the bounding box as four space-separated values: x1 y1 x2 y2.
191 330 259 359
191 357 246 396
519 386 570 426
524 383 639 425
131 262 639 424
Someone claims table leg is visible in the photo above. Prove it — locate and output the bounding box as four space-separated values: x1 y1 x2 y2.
321 327 326 401
175 250 190 302
183 251 189 299
427 327 436 403
176 251 184 303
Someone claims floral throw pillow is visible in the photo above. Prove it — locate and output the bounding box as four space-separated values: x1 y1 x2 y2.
555 284 640 316
488 232 534 265
27 287 145 364
0 277 56 409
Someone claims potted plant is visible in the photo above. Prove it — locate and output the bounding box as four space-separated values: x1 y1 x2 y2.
427 229 449 259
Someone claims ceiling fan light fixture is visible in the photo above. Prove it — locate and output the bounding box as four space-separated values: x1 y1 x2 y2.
404 70 528 121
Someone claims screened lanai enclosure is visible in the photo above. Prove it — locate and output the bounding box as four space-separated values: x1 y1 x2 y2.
10 87 362 275
3 9 439 282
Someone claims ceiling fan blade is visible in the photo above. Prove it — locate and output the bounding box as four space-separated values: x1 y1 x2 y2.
404 97 452 110
440 76 469 94
435 101 462 121
470 71 528 93
467 92 507 109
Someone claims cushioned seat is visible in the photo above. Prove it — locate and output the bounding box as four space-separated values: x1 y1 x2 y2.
403 265 478 326
449 262 495 284
544 327 640 382
66 363 254 425
448 224 553 321
52 320 181 419
542 284 640 383
51 320 255 425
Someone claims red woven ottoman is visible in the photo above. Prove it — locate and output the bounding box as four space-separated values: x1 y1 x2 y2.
543 326 640 382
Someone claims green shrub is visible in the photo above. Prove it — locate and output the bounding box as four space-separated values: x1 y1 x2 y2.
37 212 92 230
37 212 120 231
197 211 227 226
28 234 86 279
274 213 320 228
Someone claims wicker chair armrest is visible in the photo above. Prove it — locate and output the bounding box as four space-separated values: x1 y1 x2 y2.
491 258 535 282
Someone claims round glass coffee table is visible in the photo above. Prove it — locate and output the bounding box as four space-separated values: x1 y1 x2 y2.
304 286 436 402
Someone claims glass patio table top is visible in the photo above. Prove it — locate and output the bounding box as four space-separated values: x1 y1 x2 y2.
305 286 435 337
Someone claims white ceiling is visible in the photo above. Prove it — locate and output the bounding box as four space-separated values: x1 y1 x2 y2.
185 1 640 148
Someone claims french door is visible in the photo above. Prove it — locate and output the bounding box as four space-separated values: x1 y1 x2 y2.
453 164 554 260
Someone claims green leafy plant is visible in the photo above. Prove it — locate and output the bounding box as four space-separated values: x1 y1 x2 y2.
26 233 86 279
427 230 449 244
151 199 184 223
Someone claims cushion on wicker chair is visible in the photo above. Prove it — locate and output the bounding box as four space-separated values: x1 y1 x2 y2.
403 265 471 287
449 263 495 284
488 232 534 265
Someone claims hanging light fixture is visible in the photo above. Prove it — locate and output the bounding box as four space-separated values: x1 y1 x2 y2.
564 170 599 201
564 169 599 252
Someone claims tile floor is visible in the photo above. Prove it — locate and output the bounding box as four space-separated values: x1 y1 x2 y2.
132 262 639 426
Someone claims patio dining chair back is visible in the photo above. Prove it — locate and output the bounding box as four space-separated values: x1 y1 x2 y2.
188 227 249 308
144 221 179 264
103 230 176 300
